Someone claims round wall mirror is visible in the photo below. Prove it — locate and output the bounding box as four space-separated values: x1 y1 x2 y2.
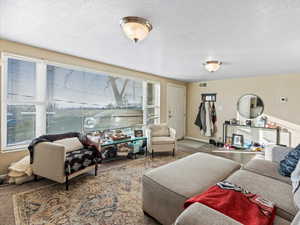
237 94 264 119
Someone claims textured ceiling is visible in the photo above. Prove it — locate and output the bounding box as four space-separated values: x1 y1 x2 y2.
1 0 300 82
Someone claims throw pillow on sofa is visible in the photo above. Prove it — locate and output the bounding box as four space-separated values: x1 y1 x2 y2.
279 144 300 177
54 137 84 153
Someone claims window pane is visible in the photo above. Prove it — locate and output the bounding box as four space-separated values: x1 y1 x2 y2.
47 65 144 131
147 83 154 105
7 58 36 102
46 102 84 134
83 107 143 132
47 65 143 107
7 105 36 146
145 107 160 125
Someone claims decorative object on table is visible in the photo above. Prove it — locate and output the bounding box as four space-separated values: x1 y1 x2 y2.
230 118 238 125
245 120 252 126
146 123 177 157
112 129 131 141
225 137 232 145
237 94 264 119
232 134 244 148
134 129 143 137
257 116 268 127
266 122 279 129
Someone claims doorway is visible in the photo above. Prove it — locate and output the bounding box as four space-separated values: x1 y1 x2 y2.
167 83 186 139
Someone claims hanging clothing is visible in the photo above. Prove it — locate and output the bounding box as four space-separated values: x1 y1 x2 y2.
194 102 206 133
194 100 217 137
205 102 213 136
211 102 217 124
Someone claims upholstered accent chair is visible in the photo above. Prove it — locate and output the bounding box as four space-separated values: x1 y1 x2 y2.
31 132 101 190
146 124 177 157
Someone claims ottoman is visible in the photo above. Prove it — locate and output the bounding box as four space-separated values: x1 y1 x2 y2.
142 153 241 225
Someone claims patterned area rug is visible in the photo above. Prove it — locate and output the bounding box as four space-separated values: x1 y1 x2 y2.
13 152 189 225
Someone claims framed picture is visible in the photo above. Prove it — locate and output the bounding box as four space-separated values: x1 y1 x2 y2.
232 134 244 148
134 129 143 137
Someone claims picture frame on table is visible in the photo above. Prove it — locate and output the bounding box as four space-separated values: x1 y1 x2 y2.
232 134 244 148
134 129 143 137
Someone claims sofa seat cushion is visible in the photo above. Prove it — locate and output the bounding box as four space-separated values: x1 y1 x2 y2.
227 170 297 221
244 159 291 184
274 216 293 225
142 153 241 225
291 211 300 225
174 203 289 225
152 136 175 145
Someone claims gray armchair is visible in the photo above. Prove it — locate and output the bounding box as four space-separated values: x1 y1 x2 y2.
146 123 177 157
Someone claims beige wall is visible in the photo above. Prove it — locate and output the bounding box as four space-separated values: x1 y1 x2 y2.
0 40 187 174
187 74 300 146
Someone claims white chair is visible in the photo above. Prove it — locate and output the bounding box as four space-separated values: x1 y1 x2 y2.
146 124 177 157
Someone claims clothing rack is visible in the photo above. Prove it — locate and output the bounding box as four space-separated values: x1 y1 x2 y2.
201 93 216 102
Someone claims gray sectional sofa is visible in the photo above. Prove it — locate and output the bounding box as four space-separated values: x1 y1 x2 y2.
142 146 300 225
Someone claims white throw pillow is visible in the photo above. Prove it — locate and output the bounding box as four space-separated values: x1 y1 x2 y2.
54 137 83 153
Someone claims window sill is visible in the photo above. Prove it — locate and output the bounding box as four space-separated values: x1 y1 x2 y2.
1 145 28 153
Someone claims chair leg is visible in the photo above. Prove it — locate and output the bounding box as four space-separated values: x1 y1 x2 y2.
152 150 154 158
95 162 98 176
66 176 69 191
173 148 175 156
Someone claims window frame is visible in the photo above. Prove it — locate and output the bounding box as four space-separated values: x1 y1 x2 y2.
1 52 161 152
1 53 46 151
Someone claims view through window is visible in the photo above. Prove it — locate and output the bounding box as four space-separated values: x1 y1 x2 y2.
2 55 160 149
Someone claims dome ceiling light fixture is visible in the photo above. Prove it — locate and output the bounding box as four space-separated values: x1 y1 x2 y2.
120 16 153 43
203 60 222 72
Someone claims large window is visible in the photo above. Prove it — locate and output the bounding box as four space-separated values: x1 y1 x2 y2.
1 54 160 150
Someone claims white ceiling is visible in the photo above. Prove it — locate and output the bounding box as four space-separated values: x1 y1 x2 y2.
1 0 300 82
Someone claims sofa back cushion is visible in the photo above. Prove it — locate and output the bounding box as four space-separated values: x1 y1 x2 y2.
279 144 300 177
54 137 84 153
291 159 300 193
150 124 170 137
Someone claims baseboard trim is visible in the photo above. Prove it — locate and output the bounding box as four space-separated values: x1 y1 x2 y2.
184 136 209 143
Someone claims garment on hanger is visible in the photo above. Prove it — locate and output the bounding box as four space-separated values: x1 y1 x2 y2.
194 100 217 137
205 102 213 136
194 102 206 133
211 102 217 124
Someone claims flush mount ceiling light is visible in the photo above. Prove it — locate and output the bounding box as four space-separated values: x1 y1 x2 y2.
120 16 152 43
203 60 222 72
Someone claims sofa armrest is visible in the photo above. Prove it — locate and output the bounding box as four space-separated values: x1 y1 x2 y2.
265 145 293 163
169 128 177 140
32 142 66 183
174 203 242 225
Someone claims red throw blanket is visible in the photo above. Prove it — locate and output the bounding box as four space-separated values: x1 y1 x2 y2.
184 181 276 225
